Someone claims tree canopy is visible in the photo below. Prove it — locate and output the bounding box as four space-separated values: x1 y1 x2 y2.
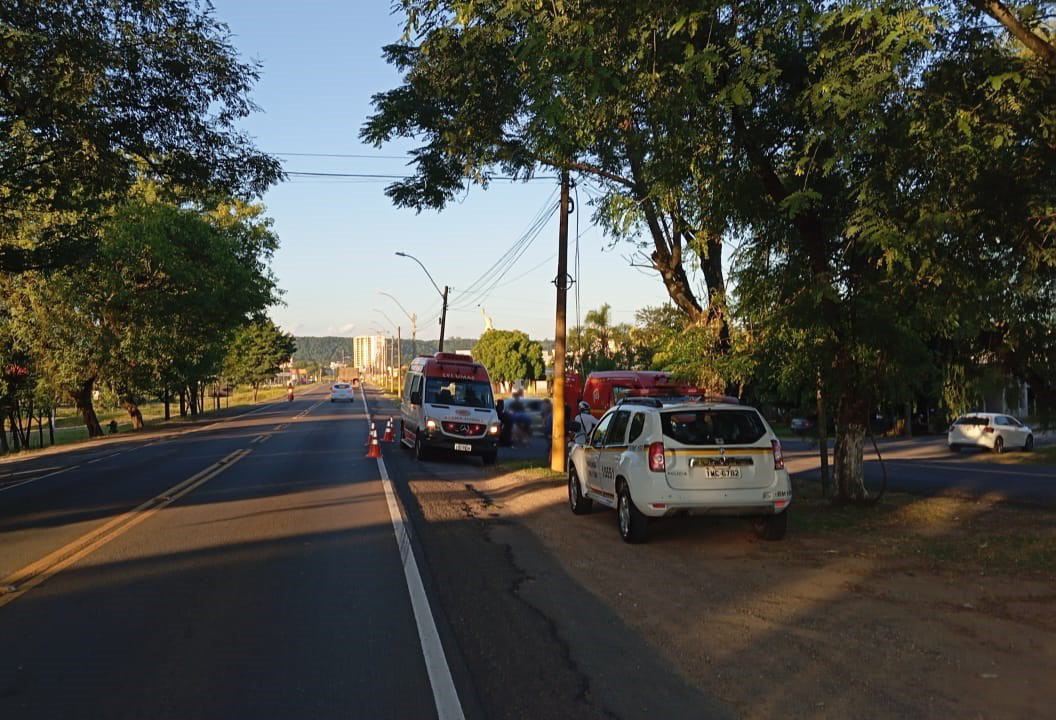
472 329 545 385
2 192 283 435
225 320 297 401
0 0 282 272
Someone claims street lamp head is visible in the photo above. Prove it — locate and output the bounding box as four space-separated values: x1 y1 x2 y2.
394 251 407 257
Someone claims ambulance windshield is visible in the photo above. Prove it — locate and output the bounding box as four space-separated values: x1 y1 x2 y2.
424 378 494 409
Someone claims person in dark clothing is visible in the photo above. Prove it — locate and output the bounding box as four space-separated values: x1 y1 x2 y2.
496 399 513 446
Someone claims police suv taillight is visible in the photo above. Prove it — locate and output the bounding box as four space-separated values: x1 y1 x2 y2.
648 441 666 472
772 439 785 470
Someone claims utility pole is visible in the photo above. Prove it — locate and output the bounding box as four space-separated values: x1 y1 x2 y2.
397 325 402 379
550 169 570 473
438 285 449 352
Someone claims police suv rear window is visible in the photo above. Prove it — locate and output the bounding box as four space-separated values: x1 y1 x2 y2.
954 416 989 426
661 410 766 446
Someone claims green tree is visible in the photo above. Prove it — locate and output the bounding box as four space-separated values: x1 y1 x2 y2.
0 0 282 273
362 1 736 356
472 330 545 388
225 319 297 401
4 195 282 434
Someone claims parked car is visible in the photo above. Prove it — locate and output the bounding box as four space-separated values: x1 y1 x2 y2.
330 383 355 402
948 413 1034 453
567 397 790 543
790 417 814 435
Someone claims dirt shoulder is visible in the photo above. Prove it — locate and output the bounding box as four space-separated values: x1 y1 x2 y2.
457 463 1056 719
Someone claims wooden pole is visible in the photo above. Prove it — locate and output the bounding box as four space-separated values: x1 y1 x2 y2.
550 170 570 473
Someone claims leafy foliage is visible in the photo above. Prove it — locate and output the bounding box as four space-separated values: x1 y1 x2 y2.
2 193 282 434
0 0 282 272
224 320 297 400
472 329 545 384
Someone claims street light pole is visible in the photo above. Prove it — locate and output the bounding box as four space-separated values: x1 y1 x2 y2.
395 252 449 353
378 291 417 355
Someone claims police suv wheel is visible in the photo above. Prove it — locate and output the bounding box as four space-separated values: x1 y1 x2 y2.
569 467 593 515
616 482 647 543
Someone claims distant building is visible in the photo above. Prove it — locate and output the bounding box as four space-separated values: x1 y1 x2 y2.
353 335 392 372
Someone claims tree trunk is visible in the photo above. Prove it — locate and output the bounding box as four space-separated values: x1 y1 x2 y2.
0 417 8 453
696 229 733 358
125 400 144 430
253 383 259 402
70 378 104 438
48 409 54 445
22 399 33 447
188 384 199 417
164 392 171 421
817 377 830 496
9 413 21 451
833 392 869 503
179 388 187 417
37 413 44 448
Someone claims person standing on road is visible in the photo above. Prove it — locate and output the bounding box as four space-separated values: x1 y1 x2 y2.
573 401 598 444
496 399 513 447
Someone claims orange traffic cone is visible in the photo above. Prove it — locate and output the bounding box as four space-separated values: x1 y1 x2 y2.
365 424 376 447
383 417 395 443
366 428 382 458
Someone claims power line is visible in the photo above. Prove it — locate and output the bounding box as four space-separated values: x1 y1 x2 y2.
272 151 411 159
449 198 558 311
451 187 559 306
285 170 559 181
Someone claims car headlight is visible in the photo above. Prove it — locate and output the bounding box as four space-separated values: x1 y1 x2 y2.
425 417 438 431
488 423 500 435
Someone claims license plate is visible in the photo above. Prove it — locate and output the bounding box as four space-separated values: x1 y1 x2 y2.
454 443 472 452
702 467 740 479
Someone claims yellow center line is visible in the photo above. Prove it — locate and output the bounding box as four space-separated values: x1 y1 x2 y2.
0 447 253 609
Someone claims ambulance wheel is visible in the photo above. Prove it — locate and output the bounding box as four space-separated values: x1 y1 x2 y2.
415 433 431 462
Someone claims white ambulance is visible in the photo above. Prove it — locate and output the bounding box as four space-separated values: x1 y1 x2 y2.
400 352 501 465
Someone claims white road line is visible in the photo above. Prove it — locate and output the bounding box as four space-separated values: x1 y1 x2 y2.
361 384 465 720
0 464 82 494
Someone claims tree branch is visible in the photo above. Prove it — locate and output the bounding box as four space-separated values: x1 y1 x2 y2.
974 0 1056 69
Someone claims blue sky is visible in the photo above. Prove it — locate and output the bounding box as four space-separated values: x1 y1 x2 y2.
211 0 679 341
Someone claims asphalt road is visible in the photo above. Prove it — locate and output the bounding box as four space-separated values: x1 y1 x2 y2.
0 385 724 720
784 435 1056 504
0 388 444 719
12 386 1046 719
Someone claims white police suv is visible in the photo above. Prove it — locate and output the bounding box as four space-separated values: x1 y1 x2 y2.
567 398 790 543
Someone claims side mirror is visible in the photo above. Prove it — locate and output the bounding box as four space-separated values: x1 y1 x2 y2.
410 391 421 405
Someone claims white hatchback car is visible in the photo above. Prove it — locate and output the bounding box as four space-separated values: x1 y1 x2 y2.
567 398 790 543
948 412 1034 453
330 383 355 403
